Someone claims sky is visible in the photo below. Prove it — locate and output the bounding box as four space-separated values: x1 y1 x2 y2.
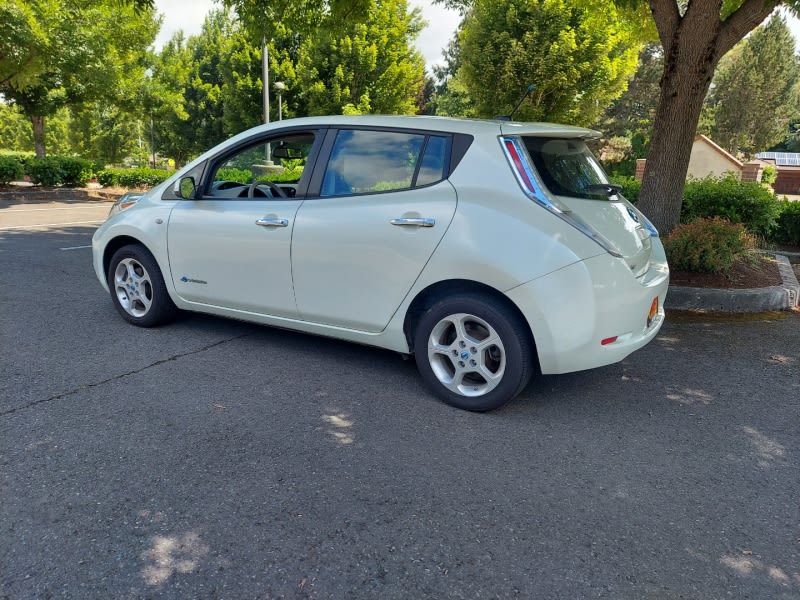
152 0 463 72
152 1 800 73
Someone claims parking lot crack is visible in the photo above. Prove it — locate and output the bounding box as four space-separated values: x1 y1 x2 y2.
0 334 248 417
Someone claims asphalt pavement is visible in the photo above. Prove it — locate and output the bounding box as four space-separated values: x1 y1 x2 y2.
1 199 799 599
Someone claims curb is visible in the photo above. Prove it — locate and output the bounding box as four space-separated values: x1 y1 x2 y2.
0 188 125 203
665 254 800 313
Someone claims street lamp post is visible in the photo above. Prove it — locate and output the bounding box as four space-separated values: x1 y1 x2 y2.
262 38 270 126
274 81 286 121
262 38 272 164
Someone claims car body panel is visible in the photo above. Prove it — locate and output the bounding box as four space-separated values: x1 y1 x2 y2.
167 198 303 318
291 182 458 332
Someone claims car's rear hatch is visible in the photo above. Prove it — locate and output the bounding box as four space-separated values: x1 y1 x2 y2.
501 126 656 278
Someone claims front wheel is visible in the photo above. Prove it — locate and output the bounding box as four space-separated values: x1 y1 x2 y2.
413 294 535 412
107 244 177 327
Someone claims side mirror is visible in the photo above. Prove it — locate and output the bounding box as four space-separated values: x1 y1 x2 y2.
178 176 196 200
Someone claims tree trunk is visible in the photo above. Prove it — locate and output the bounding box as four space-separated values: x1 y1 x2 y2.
637 0 780 235
636 5 722 234
31 115 46 158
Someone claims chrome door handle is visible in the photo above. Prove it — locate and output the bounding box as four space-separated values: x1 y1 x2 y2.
390 217 435 228
256 217 289 228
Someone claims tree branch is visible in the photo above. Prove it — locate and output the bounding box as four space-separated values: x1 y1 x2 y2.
719 0 781 56
649 0 681 47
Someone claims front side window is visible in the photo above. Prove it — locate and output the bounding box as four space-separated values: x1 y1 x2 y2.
522 137 611 200
206 132 316 199
320 130 448 197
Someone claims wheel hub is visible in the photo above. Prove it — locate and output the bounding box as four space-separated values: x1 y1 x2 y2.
427 312 506 397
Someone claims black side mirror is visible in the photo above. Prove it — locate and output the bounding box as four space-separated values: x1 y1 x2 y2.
178 176 197 199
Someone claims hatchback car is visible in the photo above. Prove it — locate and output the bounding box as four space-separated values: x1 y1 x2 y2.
92 116 668 411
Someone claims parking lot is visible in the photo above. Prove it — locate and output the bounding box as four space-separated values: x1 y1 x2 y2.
1 197 799 599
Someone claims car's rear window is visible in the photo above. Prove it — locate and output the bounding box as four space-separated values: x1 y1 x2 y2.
522 137 612 200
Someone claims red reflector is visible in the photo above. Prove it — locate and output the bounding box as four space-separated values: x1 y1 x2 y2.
601 336 618 346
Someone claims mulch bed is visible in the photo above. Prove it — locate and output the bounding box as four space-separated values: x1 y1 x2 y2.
670 255 784 289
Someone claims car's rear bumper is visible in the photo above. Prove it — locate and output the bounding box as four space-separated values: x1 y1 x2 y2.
506 245 669 374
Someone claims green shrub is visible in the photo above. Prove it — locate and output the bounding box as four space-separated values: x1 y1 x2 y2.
0 150 35 174
217 167 253 184
25 156 94 186
609 175 640 204
28 157 65 186
256 168 304 183
96 167 170 188
761 165 777 186
665 217 756 273
773 201 800 246
58 157 93 186
96 169 117 187
0 156 24 185
681 174 782 240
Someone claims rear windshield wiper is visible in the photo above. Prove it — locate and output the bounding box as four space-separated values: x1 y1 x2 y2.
583 183 623 196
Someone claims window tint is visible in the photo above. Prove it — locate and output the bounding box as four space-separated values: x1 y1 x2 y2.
207 132 315 199
416 136 448 187
522 137 611 200
321 130 429 196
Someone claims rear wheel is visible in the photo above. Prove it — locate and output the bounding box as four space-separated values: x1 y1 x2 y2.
107 244 177 327
413 294 534 411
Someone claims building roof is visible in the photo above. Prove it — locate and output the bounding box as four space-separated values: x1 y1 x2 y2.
756 152 800 167
694 134 743 169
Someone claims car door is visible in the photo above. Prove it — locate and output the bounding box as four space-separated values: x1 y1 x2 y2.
167 130 321 318
291 129 458 332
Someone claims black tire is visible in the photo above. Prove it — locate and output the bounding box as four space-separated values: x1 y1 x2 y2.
107 244 178 327
413 293 535 412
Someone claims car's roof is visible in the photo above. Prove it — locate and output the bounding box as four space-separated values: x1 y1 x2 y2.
237 115 600 140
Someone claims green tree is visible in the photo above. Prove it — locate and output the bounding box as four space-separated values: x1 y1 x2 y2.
0 0 160 158
448 0 641 124
222 0 371 42
0 0 49 90
430 27 477 117
595 43 663 174
600 43 662 145
636 0 800 233
218 24 298 133
0 102 33 150
295 0 426 116
705 15 800 157
440 0 800 233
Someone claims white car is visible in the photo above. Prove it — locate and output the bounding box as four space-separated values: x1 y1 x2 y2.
92 116 668 411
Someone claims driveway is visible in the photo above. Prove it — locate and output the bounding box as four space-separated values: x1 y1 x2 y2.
1 198 799 598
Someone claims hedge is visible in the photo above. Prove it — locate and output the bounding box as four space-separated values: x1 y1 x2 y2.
27 156 93 187
96 167 171 188
681 174 783 241
774 201 800 246
0 156 24 185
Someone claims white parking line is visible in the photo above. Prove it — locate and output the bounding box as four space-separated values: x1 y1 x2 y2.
60 245 93 251
4 206 109 213
0 220 103 231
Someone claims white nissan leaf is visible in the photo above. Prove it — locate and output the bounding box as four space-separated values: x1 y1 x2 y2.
92 116 669 411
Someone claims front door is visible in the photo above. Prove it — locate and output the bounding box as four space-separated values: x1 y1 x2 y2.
167 130 319 318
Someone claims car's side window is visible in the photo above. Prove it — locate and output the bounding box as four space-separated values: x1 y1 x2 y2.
320 130 449 197
416 136 448 187
205 132 316 199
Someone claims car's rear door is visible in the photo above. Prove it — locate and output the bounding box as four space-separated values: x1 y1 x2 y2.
290 128 458 332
